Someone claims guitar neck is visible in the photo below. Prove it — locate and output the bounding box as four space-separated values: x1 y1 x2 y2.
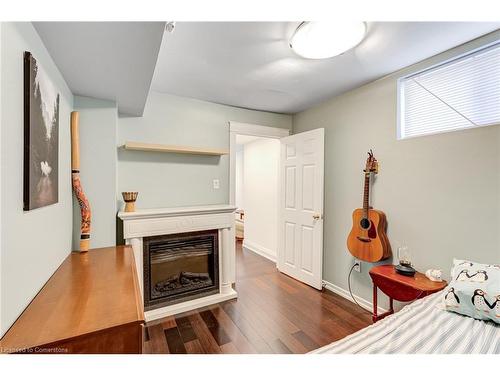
363 172 370 217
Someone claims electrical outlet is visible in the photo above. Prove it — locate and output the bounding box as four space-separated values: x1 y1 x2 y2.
353 261 361 273
213 179 220 189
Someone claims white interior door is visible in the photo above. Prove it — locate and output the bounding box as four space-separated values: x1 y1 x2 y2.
278 128 324 289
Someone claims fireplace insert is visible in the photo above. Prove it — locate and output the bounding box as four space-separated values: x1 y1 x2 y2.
143 230 219 310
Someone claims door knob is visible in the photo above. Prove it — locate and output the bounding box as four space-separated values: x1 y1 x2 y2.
313 213 321 220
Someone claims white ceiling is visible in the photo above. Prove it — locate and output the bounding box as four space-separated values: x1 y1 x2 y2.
34 22 166 116
152 22 500 114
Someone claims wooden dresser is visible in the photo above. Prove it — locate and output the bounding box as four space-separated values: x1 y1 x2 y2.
0 246 144 354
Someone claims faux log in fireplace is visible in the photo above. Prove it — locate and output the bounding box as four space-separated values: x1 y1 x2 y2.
143 230 219 310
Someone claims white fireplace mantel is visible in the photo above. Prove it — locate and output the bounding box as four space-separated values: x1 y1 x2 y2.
118 204 238 321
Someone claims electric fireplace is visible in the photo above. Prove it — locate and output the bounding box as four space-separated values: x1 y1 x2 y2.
143 229 219 310
118 204 237 321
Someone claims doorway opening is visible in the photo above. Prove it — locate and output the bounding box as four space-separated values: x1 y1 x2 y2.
234 134 281 262
229 122 290 270
229 122 324 290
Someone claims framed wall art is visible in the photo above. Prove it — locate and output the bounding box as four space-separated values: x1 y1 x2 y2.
23 51 60 211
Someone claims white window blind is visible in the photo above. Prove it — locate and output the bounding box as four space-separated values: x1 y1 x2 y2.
398 41 500 139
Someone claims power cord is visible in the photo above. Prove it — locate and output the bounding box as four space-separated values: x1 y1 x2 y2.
348 263 372 313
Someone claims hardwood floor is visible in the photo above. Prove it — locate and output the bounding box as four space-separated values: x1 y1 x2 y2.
143 240 372 354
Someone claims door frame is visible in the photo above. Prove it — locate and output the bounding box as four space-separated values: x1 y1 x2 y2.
228 121 290 206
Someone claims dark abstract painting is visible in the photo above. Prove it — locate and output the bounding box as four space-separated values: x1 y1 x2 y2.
24 51 59 211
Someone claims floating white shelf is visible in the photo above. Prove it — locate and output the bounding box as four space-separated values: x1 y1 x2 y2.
120 141 228 156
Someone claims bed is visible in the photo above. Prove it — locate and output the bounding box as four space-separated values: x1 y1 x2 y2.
312 291 500 354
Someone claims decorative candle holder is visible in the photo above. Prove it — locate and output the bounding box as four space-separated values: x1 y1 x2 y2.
122 192 138 212
395 244 416 276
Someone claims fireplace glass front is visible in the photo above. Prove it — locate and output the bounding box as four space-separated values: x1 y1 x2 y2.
143 230 219 310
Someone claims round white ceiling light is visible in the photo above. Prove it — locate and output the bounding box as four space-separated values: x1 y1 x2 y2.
290 21 366 59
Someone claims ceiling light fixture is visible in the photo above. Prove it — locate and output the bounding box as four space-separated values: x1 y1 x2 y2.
290 21 366 59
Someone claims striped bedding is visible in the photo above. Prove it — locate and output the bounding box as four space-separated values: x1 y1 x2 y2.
312 291 500 354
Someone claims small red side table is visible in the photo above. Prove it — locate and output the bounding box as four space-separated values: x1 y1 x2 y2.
369 265 447 322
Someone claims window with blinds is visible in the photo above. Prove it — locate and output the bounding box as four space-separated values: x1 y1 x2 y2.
398 41 500 139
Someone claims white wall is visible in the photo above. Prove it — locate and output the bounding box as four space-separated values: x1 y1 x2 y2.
235 147 244 210
293 30 500 310
242 138 280 261
73 96 117 249
1 23 74 337
117 91 291 210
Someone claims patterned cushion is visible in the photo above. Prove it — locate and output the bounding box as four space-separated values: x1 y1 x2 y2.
442 259 500 324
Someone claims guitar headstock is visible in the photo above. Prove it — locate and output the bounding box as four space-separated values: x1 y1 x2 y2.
364 149 379 174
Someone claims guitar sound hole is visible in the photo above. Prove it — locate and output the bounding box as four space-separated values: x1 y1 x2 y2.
360 218 370 230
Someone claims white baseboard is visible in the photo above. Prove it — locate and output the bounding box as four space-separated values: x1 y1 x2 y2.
322 280 387 315
242 240 277 263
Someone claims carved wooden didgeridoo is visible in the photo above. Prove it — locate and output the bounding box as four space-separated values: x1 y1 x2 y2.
71 111 91 252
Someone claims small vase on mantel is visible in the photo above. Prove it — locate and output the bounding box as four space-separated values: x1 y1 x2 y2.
122 192 138 212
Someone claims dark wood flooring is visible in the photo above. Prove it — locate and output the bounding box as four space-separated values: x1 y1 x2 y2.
143 240 372 354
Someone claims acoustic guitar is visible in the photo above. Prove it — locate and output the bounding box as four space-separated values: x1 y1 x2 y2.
347 150 391 262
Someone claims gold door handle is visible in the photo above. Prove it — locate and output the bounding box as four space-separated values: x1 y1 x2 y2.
313 213 321 220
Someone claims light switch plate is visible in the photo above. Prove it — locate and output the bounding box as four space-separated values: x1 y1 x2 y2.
213 179 220 189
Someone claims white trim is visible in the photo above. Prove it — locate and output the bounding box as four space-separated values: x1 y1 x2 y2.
118 204 236 221
120 206 238 322
0 23 3 338
120 212 235 240
229 121 291 138
242 240 277 263
145 289 238 322
322 280 387 315
229 121 290 206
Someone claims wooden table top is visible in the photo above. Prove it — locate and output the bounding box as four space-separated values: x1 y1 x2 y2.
369 264 447 292
0 246 144 351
